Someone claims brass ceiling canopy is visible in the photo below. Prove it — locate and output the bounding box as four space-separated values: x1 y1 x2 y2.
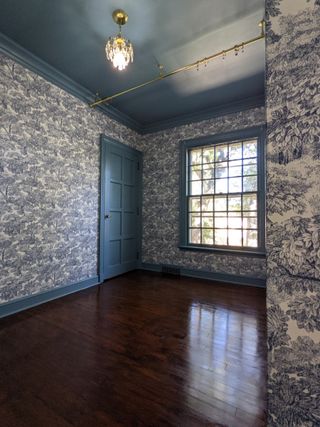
112 9 129 26
105 8 133 71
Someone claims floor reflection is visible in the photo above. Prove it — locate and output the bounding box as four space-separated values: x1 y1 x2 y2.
186 302 265 424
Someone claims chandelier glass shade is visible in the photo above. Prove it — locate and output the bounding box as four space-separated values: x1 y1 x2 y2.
105 9 133 71
105 35 133 71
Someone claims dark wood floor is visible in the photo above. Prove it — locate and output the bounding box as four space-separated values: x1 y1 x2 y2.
0 271 267 427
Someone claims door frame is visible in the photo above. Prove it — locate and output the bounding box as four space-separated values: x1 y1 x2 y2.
99 134 143 282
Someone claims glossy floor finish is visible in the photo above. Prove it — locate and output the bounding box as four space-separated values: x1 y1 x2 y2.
0 271 267 426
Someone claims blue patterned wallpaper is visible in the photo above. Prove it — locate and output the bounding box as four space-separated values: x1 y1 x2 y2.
266 0 320 424
138 108 267 279
0 52 139 303
1 51 267 307
1 1 320 422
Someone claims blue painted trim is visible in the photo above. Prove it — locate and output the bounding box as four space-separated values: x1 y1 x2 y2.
99 135 143 280
140 95 265 134
179 125 266 254
137 152 144 269
0 32 265 135
0 276 99 319
179 245 266 257
140 263 266 288
99 136 107 283
0 32 141 133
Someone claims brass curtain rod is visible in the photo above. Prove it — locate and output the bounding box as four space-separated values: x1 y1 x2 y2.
90 20 265 108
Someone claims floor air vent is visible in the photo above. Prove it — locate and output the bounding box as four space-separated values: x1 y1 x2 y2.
161 265 181 276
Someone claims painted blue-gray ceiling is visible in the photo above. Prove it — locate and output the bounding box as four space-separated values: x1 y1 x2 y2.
0 0 265 130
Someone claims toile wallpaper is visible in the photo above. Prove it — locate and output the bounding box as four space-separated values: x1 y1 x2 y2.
0 49 267 306
0 52 139 303
138 108 267 279
266 0 320 424
1 0 320 423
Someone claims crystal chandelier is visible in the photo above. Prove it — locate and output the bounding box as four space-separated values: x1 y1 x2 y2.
105 9 133 71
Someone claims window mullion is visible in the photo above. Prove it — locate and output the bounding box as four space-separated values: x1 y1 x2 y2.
185 132 262 251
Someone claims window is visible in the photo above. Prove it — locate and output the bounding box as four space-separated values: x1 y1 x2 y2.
180 126 265 254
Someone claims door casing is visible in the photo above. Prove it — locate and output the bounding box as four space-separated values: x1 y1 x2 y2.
99 135 143 282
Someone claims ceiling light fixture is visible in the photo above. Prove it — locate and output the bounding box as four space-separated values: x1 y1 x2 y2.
93 20 265 107
105 9 133 71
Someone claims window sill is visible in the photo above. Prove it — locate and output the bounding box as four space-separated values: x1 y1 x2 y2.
179 245 266 257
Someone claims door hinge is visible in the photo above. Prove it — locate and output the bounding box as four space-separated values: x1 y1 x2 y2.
137 206 140 215
137 161 140 171
137 251 140 260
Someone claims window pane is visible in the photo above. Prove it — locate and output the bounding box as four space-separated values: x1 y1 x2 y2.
190 165 202 180
203 166 215 179
228 229 242 246
243 176 257 192
202 216 213 228
190 180 202 195
190 228 201 244
228 216 242 228
243 164 257 176
215 162 228 178
215 145 228 162
229 142 242 160
190 149 202 165
228 196 241 211
202 229 213 245
214 196 227 211
229 159 242 166
203 180 215 194
243 216 257 229
202 196 213 212
216 179 228 194
245 211 258 217
189 197 201 212
242 194 257 210
203 147 215 164
186 136 262 251
229 165 242 177
189 214 201 227
215 229 228 245
243 158 256 165
215 215 228 228
243 140 257 158
228 211 241 217
229 177 242 193
243 229 258 247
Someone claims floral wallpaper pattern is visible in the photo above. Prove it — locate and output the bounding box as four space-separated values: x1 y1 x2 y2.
138 107 267 279
0 52 139 303
266 0 320 425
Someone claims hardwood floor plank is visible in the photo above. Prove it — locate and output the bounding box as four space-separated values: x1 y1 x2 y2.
0 270 266 426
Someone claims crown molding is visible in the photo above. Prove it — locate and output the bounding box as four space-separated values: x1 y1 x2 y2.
0 32 142 133
139 94 265 134
0 32 265 135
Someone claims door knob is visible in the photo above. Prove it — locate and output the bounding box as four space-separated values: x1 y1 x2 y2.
105 214 112 219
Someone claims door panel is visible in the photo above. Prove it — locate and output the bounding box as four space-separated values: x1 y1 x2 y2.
100 136 142 280
110 153 122 180
123 238 137 262
110 182 122 208
109 240 121 265
123 212 135 235
123 157 134 183
123 185 134 210
109 212 121 239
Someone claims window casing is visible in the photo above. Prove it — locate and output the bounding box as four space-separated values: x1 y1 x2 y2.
180 126 265 255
